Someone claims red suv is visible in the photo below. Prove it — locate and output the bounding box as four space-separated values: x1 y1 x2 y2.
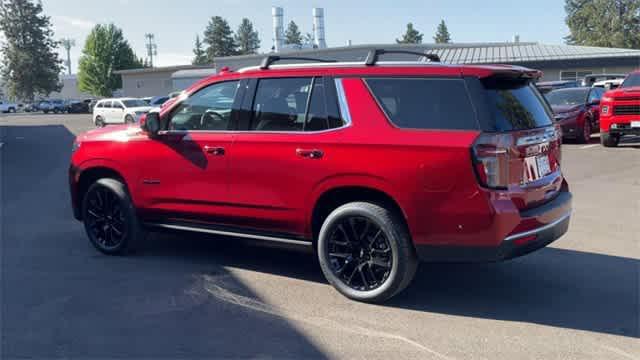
69 51 572 302
599 70 640 147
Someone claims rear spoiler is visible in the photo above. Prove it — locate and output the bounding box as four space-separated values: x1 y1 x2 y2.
462 65 543 81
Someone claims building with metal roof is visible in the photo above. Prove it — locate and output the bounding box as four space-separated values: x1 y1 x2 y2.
214 42 640 82
114 42 639 97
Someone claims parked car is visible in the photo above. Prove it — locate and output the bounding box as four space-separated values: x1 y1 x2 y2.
23 102 40 112
69 53 572 302
536 80 579 94
0 100 18 113
67 100 90 113
592 78 624 91
92 98 153 127
546 87 604 143
581 74 626 87
599 70 640 147
41 99 67 114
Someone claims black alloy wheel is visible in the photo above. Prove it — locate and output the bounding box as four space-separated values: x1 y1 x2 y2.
326 216 393 291
84 185 127 252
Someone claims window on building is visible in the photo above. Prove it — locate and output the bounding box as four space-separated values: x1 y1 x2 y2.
560 70 593 81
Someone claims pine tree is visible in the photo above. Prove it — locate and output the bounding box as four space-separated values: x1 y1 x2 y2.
77 24 143 97
284 21 302 46
192 35 209 64
396 23 424 44
565 0 640 49
433 20 451 43
203 16 236 61
234 18 260 55
0 0 63 100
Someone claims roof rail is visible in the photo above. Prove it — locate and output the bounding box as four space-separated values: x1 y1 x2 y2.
365 49 440 66
260 55 337 70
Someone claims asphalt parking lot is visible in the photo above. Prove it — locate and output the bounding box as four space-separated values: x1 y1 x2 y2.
1 113 638 359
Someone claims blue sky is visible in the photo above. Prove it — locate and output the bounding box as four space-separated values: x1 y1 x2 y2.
45 0 570 73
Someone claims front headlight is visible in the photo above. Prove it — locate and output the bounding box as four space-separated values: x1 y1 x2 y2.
71 141 81 153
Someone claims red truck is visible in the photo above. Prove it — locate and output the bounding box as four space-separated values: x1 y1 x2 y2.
69 51 572 302
599 70 640 147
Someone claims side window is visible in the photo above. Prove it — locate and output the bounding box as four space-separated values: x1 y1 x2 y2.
114 101 124 109
103 101 112 109
95 102 103 108
168 81 239 131
590 88 604 102
249 77 341 132
365 78 478 130
251 78 311 132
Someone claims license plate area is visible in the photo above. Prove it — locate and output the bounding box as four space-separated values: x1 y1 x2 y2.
523 155 551 183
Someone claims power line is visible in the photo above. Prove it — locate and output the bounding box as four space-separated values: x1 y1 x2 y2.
60 38 75 75
145 33 157 67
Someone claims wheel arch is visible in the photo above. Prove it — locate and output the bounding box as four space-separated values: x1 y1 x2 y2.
309 183 410 246
74 164 130 219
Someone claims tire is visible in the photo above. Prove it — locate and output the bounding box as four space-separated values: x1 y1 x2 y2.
82 178 145 255
317 202 418 303
576 118 591 144
600 132 620 147
44 110 49 114
125 114 135 124
8 107 15 113
95 116 105 127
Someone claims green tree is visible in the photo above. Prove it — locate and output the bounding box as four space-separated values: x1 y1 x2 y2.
284 21 302 45
203 16 236 60
235 18 260 55
565 0 640 49
0 0 62 100
433 20 452 43
192 35 208 64
396 23 424 44
77 24 143 97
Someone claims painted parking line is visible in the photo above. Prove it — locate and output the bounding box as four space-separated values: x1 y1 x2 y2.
579 144 599 149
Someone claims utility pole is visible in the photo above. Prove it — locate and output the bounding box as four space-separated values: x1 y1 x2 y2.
60 38 75 74
145 33 157 67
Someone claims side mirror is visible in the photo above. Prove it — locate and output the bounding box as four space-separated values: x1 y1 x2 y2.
143 112 161 135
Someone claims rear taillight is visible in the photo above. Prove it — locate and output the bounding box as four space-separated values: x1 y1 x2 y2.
472 133 513 189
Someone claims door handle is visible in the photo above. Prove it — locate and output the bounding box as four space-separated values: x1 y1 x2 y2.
296 148 324 159
204 146 225 156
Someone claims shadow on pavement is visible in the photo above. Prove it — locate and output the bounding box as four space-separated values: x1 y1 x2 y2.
1 124 327 358
146 232 639 339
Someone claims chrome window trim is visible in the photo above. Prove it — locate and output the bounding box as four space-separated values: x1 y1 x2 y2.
504 211 571 242
334 78 352 127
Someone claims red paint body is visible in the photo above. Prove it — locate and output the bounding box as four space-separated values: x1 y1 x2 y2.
600 70 640 133
70 63 571 258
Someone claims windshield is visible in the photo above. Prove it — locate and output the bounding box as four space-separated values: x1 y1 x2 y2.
122 99 148 108
545 89 588 106
621 73 640 88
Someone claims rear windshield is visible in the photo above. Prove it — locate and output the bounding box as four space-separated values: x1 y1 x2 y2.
365 78 479 130
621 73 640 88
481 78 553 131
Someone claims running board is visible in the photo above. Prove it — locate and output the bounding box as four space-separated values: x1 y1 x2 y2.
145 222 313 247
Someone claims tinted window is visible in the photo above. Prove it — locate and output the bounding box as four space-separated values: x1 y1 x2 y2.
545 88 588 106
122 99 147 107
588 88 604 103
251 78 311 131
95 102 103 108
103 101 112 108
365 78 478 130
621 73 640 88
305 78 331 131
169 81 238 131
482 79 553 131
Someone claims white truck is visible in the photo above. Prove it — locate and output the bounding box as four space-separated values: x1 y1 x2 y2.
0 100 18 113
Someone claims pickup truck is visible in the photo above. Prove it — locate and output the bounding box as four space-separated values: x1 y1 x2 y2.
0 100 18 113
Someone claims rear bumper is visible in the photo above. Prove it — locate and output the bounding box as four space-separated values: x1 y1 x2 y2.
416 190 572 263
